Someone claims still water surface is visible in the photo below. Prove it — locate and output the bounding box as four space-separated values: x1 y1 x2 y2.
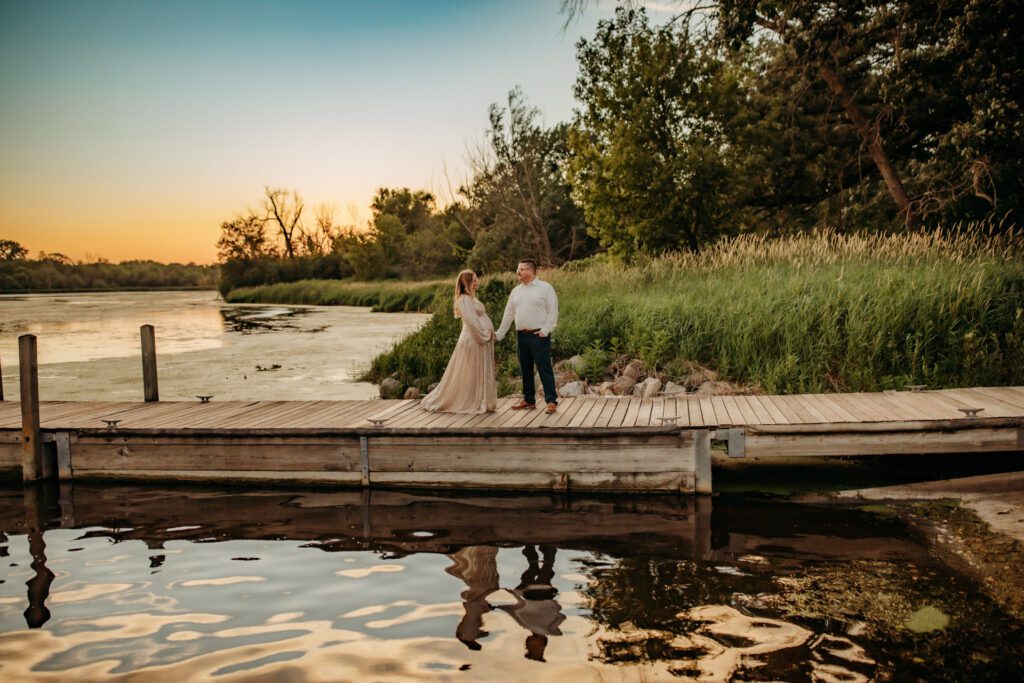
1 485 1021 681
0 291 429 401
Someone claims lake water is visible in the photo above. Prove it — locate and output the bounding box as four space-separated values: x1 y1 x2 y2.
0 291 430 401
1 484 1022 681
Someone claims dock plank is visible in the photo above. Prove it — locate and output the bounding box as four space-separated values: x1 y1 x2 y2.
954 387 1023 415
836 393 891 422
973 386 1024 411
218 401 317 429
668 398 690 428
738 395 773 425
776 394 818 423
812 394 861 423
697 397 721 426
469 397 521 429
607 397 632 429
635 399 655 427
568 398 603 428
748 395 786 425
321 400 389 427
730 396 760 425
337 402 401 428
619 397 642 427
794 394 841 423
683 397 703 427
709 397 732 426
546 397 585 429
209 401 301 429
869 393 934 421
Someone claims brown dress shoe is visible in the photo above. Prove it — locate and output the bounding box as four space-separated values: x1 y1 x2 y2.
545 402 558 414
510 399 536 410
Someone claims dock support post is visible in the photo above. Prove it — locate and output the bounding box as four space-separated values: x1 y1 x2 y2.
19 334 49 482
141 324 159 402
694 429 712 494
0 352 5 401
359 436 370 487
55 432 73 480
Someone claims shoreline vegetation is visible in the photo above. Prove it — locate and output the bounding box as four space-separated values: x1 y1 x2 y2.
2 285 218 295
224 279 446 312
225 229 1024 397
0 252 218 293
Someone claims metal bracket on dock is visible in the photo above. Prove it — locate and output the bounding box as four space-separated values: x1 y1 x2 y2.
359 436 370 487
713 428 746 458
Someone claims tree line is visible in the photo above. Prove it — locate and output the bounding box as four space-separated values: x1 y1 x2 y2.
218 0 1022 289
0 240 217 292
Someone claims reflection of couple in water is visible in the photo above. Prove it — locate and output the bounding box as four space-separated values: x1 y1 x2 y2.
446 545 565 661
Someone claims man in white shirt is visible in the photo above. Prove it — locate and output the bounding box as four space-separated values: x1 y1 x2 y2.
495 259 559 413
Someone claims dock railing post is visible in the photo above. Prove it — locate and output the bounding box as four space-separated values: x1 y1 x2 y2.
141 324 159 402
19 334 45 482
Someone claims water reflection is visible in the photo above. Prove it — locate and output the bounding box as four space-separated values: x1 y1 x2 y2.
22 489 54 629
218 306 315 334
0 484 1021 680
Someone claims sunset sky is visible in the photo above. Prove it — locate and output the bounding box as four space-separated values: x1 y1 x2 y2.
0 0 644 264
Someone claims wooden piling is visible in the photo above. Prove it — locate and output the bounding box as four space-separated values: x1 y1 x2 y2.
19 334 44 481
694 429 712 494
141 324 159 402
0 352 4 401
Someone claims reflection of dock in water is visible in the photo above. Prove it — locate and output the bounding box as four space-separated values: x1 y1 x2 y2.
3 484 709 558
3 483 930 564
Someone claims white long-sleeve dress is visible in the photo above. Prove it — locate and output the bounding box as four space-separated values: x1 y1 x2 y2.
420 294 498 414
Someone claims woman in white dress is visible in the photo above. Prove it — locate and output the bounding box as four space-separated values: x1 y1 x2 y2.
421 270 498 413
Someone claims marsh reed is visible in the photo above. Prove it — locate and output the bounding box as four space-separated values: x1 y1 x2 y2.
367 227 1024 393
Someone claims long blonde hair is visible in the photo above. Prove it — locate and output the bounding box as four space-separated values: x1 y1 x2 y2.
453 269 476 317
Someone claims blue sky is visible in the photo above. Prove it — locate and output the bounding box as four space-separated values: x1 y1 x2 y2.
0 0 648 262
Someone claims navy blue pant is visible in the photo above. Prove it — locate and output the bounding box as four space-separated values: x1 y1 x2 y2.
517 331 557 405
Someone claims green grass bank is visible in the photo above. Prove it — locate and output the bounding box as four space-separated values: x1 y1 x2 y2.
224 279 447 312
365 228 1024 394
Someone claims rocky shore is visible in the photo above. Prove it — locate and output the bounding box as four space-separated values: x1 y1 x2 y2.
378 354 756 400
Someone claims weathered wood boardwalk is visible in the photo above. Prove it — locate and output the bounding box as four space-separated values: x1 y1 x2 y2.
2 386 1023 493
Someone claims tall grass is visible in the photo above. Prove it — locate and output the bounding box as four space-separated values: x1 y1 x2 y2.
224 279 447 312
368 228 1024 393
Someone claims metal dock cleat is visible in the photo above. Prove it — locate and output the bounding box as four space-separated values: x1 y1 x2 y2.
196 395 214 403
957 407 984 417
101 419 122 429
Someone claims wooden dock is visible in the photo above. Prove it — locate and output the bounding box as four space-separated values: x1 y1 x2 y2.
2 386 1023 493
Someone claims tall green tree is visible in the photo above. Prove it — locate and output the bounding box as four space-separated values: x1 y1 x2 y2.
565 0 1024 231
567 8 747 255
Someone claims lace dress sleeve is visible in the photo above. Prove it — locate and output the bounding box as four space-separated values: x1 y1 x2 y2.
459 295 493 345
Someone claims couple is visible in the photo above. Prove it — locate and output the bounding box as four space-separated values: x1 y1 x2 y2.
421 258 559 415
